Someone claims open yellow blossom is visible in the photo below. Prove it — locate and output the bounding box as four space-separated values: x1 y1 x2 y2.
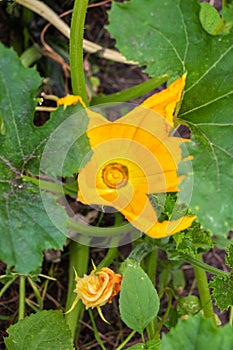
67 263 122 322
57 74 195 238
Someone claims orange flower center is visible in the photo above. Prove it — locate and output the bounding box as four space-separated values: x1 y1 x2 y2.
102 162 128 189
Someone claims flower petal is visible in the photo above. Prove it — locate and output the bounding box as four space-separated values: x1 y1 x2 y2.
140 74 186 126
118 192 196 238
147 215 196 238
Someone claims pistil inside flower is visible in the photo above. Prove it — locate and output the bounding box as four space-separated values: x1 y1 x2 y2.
102 162 129 189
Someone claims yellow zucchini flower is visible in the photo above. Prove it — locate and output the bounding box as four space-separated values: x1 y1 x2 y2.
57 75 195 238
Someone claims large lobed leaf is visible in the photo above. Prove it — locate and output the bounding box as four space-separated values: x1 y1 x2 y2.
0 43 90 273
108 0 233 235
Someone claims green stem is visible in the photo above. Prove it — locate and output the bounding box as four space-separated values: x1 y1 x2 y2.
128 241 156 263
192 254 216 325
115 330 136 350
65 241 89 339
97 247 119 271
67 217 134 238
0 276 18 298
18 275 26 320
184 254 229 277
157 289 173 333
27 277 43 310
222 0 227 10
91 75 168 105
70 0 89 104
88 309 107 350
97 213 123 270
229 306 233 326
23 176 76 196
145 248 158 283
25 299 40 313
20 46 41 67
145 248 159 340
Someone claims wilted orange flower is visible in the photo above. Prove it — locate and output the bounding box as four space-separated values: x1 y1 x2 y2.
67 263 122 321
57 75 195 238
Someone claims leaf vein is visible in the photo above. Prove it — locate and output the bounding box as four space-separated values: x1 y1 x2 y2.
180 90 233 116
188 122 221 190
185 44 233 92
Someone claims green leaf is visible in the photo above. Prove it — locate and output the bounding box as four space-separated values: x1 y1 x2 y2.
119 261 160 333
209 246 233 311
108 0 233 235
0 182 67 274
199 3 225 35
4 310 74 350
161 315 233 350
0 43 90 273
209 273 233 311
173 222 213 257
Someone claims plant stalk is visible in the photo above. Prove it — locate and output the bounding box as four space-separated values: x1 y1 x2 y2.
0 276 17 298
184 254 229 277
18 275 26 320
115 330 136 350
88 309 107 350
193 254 216 325
145 248 159 340
91 75 168 105
70 0 89 104
20 46 41 67
65 241 89 339
67 217 134 238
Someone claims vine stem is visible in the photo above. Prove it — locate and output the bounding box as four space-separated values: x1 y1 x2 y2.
18 275 26 320
65 242 89 339
145 248 159 340
193 254 216 325
88 309 107 350
70 0 89 104
67 217 134 238
184 254 229 277
91 75 168 105
115 330 137 350
0 276 17 299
